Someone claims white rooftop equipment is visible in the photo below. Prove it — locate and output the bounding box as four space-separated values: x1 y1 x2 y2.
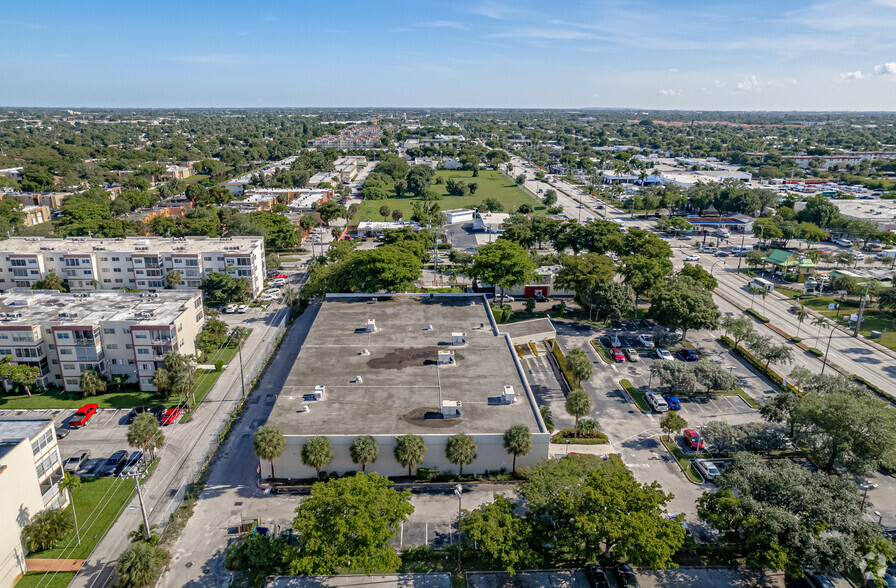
438 350 455 365
313 385 325 400
441 400 462 418
501 386 516 404
366 318 377 333
451 332 467 346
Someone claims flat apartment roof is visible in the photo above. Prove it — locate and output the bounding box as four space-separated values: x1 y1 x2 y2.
2 236 263 255
0 290 198 324
832 199 896 220
269 295 543 436
0 418 53 442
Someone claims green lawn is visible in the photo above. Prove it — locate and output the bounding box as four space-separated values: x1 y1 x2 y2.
356 170 542 222
30 476 137 561
16 572 76 588
0 387 176 410
619 378 651 412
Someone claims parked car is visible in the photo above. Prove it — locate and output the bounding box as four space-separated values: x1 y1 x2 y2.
684 429 704 450
56 429 70 439
645 393 669 412
125 406 150 424
584 564 610 588
614 564 641 588
237 305 249 313
656 348 674 361
678 349 699 362
150 405 166 419
624 348 639 362
550 304 568 313
804 572 837 588
224 304 237 313
694 458 721 481
63 450 90 473
714 251 730 257
637 334 655 348
663 394 682 410
685 254 700 262
160 407 182 425
70 404 98 428
120 451 145 476
611 348 625 362
99 451 129 476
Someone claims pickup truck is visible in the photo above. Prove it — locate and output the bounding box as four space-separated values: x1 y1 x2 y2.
70 404 98 427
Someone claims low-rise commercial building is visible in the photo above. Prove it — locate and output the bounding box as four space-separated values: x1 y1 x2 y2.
0 289 205 392
0 418 67 587
0 167 24 182
0 236 265 296
261 294 550 479
22 205 50 226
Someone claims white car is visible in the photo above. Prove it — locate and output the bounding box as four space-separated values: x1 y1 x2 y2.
685 254 700 262
237 305 249 313
853 253 865 260
694 459 721 481
638 334 655 348
656 348 674 361
224 304 237 314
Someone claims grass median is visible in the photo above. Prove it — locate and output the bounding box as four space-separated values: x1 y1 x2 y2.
619 378 651 412
660 434 704 484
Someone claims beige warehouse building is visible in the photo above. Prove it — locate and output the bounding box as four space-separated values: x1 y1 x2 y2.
262 294 550 480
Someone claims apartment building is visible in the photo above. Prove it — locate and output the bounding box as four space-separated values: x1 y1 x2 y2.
307 125 383 149
0 290 205 392
0 418 67 587
0 236 265 296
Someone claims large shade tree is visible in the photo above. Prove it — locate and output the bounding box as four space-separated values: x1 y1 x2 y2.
470 239 536 305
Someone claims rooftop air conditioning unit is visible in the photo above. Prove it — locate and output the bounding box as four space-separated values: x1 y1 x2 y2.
451 332 467 346
313 385 325 400
441 400 462 418
437 350 455 365
501 386 516 404
366 318 377 333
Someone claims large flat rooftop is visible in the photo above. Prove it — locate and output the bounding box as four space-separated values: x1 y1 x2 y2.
0 418 53 442
2 236 262 255
269 295 543 436
0 290 198 324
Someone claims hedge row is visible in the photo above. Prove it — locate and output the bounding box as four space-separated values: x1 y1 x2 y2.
490 304 512 323
853 375 896 405
721 335 801 395
745 308 770 323
551 429 609 445
549 339 578 390
807 347 824 357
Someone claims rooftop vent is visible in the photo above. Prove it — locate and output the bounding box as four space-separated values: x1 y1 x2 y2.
451 332 467 346
501 386 516 404
437 349 455 365
355 375 363 384
366 319 377 333
360 348 370 356
441 400 462 418
425 324 433 331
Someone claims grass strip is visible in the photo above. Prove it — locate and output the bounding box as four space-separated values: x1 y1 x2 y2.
660 434 704 484
549 339 579 390
619 378 651 412
590 339 615 364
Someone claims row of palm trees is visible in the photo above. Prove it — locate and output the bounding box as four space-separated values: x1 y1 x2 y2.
253 423 535 480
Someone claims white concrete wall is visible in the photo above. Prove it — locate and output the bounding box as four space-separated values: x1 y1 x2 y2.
261 432 551 480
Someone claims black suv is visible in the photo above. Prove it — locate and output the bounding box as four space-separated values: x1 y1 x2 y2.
99 451 129 476
125 406 150 424
149 405 166 420
584 564 609 588
614 564 640 588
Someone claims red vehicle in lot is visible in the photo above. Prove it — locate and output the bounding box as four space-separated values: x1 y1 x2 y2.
70 404 98 427
611 348 626 362
160 407 182 425
684 429 705 451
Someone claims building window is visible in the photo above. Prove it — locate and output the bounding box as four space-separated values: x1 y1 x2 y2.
137 348 149 355
106 344 118 350
57 332 70 339
111 257 120 261
10 259 26 267
60 348 72 355
51 359 57 365
63 363 75 370
113 268 122 273
103 328 115 334
65 378 79 386
125 344 132 350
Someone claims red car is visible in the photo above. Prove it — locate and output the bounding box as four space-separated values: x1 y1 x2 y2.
69 404 98 427
611 348 626 363
160 407 182 425
684 429 705 451
273 273 288 279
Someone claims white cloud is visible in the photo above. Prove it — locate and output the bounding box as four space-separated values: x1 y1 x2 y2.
734 75 796 92
839 70 865 79
658 88 683 96
736 75 761 91
415 20 469 30
873 62 896 76
668 68 678 72
713 80 726 87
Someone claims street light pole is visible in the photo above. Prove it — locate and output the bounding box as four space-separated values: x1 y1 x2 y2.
238 333 246 399
736 231 747 274
454 484 463 573
821 325 837 374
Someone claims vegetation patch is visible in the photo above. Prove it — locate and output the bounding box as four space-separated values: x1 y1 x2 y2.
590 339 615 364
745 308 770 323
807 347 824 357
619 378 651 412
551 429 609 444
721 336 801 395
548 340 578 389
660 435 704 484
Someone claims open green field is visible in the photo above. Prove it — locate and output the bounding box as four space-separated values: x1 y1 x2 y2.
16 572 76 588
356 170 543 222
0 387 177 410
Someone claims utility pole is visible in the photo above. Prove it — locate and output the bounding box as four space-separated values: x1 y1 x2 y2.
129 473 151 541
853 281 872 338
238 332 246 399
454 483 463 573
736 231 747 274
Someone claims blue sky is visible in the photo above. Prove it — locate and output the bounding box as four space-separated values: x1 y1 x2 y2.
3 0 896 110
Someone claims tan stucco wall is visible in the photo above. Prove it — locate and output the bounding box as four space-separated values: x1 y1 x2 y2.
0 441 46 588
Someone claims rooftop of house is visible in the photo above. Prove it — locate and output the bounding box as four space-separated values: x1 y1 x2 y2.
267 295 543 437
0 290 199 325
0 418 53 443
1 236 263 255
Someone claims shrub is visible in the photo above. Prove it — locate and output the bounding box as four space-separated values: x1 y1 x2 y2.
807 347 824 356
551 429 609 444
790 337 802 343
745 308 770 323
215 360 224 372
416 467 437 481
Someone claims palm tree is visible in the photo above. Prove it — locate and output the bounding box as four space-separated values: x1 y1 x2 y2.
349 435 379 472
565 389 592 434
811 316 829 348
539 405 555 433
21 508 72 552
393 434 427 477
127 413 164 461
446 433 477 476
253 424 285 481
502 424 532 473
165 270 182 289
565 348 593 388
794 304 808 338
59 473 81 545
79 368 107 398
116 542 167 588
301 436 333 476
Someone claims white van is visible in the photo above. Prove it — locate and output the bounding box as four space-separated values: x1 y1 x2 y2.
646 393 669 412
731 246 753 256
749 277 775 292
716 228 730 238
833 238 852 248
